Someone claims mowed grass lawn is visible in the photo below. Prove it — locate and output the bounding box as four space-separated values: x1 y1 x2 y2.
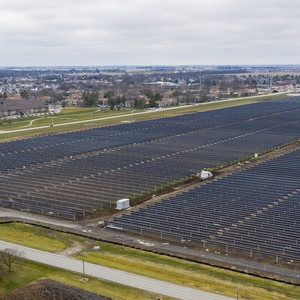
76 241 300 300
0 260 173 300
0 92 287 141
0 222 87 252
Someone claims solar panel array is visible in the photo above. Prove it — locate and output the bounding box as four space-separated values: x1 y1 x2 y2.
0 97 300 222
1 98 300 172
105 147 300 261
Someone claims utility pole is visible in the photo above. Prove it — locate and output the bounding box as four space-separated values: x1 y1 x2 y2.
77 251 86 278
82 251 85 278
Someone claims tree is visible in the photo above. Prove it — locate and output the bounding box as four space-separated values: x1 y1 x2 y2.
149 97 157 108
154 92 162 101
201 94 209 102
104 91 113 98
20 90 30 99
145 90 153 99
229 77 240 92
50 92 64 104
115 95 126 110
107 97 116 110
82 91 99 107
134 98 146 109
0 248 24 272
59 82 71 92
116 96 122 110
121 95 126 106
172 90 180 98
219 80 227 93
147 92 162 108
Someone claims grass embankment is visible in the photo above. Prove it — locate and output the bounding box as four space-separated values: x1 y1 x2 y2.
0 92 287 142
75 241 300 300
0 222 172 299
0 222 86 252
0 222 299 299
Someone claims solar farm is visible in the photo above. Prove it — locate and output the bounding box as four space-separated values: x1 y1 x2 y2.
106 148 300 262
1 97 300 262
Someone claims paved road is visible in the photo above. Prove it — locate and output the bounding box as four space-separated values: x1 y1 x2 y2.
0 92 287 135
1 207 299 282
0 240 232 300
0 207 82 230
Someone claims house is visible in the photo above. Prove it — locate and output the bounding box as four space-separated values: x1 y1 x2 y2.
0 99 48 117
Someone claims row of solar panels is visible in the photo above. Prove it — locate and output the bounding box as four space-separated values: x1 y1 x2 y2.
105 147 300 261
0 97 300 222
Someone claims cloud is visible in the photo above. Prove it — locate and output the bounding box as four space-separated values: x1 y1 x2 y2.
0 0 299 65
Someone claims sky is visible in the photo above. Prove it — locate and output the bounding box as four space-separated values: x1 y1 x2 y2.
0 0 300 66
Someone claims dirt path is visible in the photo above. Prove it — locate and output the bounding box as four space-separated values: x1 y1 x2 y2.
56 241 86 256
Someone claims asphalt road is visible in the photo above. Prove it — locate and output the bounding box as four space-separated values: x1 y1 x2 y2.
1 208 299 282
0 240 233 300
0 92 287 135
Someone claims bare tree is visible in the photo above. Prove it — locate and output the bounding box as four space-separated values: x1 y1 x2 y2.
0 248 24 272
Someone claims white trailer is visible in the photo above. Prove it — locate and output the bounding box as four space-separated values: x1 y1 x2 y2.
116 198 130 210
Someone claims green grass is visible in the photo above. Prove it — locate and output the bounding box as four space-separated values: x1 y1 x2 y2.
0 223 299 299
72 241 300 300
0 223 86 252
0 92 288 141
0 93 296 299
0 260 172 300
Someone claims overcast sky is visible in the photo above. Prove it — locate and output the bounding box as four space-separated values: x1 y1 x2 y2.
1 0 299 66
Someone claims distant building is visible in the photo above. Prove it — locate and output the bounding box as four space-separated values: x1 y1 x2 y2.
0 99 48 117
64 89 84 106
48 104 62 114
156 99 176 107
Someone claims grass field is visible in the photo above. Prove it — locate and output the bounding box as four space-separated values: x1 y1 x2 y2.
0 222 87 252
0 92 287 141
72 241 300 300
0 222 299 299
0 260 172 300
